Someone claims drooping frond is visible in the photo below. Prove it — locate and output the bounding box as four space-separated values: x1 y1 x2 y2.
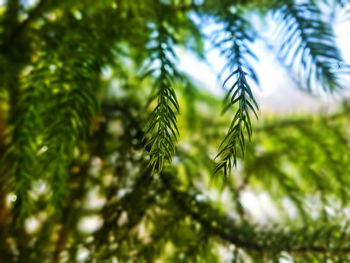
0 84 43 220
39 56 99 208
213 9 259 175
275 0 344 92
215 68 258 175
1 13 104 217
143 7 181 174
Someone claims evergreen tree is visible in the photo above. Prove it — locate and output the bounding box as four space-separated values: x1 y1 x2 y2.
0 0 350 262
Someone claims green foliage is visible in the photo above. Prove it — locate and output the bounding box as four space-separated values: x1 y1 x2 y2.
0 0 349 262
143 10 181 174
216 67 259 176
213 8 259 175
276 0 344 92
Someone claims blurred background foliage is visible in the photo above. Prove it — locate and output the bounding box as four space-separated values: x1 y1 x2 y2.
1 0 350 262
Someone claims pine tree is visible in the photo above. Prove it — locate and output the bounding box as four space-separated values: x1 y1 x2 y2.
0 0 350 262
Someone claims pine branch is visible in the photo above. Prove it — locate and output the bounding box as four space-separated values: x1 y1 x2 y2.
213 10 259 176
0 84 44 221
162 173 350 258
1 35 100 217
144 20 180 174
215 67 258 176
41 59 99 208
275 0 345 92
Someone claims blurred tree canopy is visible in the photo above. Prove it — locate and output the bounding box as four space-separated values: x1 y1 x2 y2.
1 0 350 262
